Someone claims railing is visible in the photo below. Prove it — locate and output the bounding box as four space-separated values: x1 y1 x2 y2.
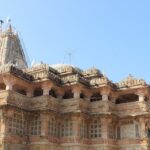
0 90 150 115
29 95 59 111
0 90 59 111
116 101 150 116
88 100 115 114
0 90 29 109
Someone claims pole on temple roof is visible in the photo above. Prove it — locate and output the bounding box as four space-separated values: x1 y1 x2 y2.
68 51 72 65
67 49 73 65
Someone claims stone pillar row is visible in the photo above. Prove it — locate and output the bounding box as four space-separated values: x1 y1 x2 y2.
3 77 147 102
1 77 112 101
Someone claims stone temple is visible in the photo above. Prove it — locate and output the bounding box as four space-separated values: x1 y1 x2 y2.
0 25 149 150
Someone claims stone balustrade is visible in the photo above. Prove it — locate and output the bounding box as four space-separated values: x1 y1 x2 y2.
29 96 59 111
0 90 29 109
0 90 149 116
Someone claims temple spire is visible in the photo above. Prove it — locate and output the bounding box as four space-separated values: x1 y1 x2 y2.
0 23 28 68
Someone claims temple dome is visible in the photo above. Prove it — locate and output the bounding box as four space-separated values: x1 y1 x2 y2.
50 64 83 74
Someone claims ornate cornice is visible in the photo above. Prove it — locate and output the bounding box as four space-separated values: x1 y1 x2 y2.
116 74 147 89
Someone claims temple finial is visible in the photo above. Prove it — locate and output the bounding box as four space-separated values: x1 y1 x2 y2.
7 24 12 32
6 17 12 32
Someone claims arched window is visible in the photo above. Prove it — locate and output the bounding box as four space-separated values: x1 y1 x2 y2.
61 119 72 137
49 89 57 98
80 93 85 99
146 122 150 138
0 83 6 90
108 124 115 139
80 120 87 138
147 129 150 138
34 88 43 97
90 93 102 102
48 117 57 137
30 115 41 135
116 94 138 104
89 119 101 138
116 126 120 139
135 124 140 138
17 89 26 95
7 111 27 136
63 90 73 99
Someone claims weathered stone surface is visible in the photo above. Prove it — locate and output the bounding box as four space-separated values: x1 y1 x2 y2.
0 25 150 150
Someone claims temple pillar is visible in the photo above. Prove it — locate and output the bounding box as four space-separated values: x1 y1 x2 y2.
139 117 146 138
101 118 111 139
42 82 52 96
72 87 81 99
3 76 16 91
0 110 7 136
136 89 147 102
138 94 145 102
101 88 110 101
43 88 50 96
102 94 109 101
40 113 49 137
72 115 81 137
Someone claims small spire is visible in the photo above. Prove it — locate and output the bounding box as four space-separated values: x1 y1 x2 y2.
7 24 12 32
6 17 12 32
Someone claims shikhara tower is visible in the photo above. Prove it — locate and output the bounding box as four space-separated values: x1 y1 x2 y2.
0 25 27 69
0 24 149 150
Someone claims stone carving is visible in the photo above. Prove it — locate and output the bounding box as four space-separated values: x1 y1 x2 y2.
62 74 89 86
26 64 61 84
90 77 110 87
83 67 102 78
51 64 82 75
116 74 147 88
0 64 33 81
